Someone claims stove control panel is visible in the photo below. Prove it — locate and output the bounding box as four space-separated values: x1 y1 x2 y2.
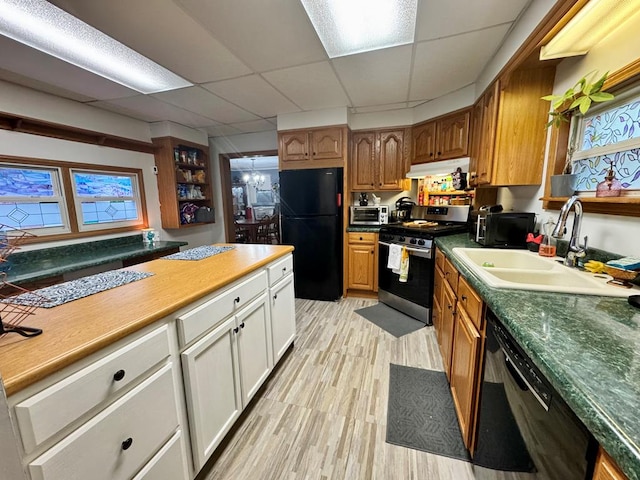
379 234 433 250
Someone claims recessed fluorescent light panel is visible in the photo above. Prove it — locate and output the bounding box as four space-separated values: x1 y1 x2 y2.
0 0 192 94
300 0 417 58
540 0 640 60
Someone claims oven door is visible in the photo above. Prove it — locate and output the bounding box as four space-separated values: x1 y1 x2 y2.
378 240 435 324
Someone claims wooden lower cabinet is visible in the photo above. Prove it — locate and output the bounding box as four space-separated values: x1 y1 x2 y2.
346 232 378 294
432 249 486 451
593 448 628 480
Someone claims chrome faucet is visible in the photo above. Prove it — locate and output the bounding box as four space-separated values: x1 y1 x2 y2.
552 195 588 268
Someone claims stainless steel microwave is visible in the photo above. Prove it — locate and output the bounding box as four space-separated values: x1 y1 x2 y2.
350 205 389 225
471 211 535 248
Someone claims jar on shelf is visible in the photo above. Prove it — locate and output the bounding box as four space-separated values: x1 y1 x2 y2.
596 167 622 197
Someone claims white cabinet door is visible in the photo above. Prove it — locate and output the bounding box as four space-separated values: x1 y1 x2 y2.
132 430 189 480
236 293 272 406
270 275 296 363
181 316 242 471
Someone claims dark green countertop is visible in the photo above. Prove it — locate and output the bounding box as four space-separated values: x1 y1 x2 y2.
346 225 381 233
436 234 640 480
5 235 188 285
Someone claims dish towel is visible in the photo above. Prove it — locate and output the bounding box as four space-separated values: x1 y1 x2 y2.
387 244 402 271
399 247 410 282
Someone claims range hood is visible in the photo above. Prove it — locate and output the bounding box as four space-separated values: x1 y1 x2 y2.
406 157 470 178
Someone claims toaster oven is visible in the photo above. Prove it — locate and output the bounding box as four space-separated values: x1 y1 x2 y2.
350 205 389 225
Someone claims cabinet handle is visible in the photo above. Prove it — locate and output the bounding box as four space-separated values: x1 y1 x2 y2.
273 293 278 300
233 326 239 334
447 304 453 310
437 151 441 156
359 236 363 240
429 152 433 157
461 295 467 301
113 370 125 382
282 266 287 272
445 272 450 276
121 437 133 451
234 296 240 304
240 322 245 329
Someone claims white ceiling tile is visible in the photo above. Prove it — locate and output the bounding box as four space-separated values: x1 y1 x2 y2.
415 0 530 41
229 119 278 134
0 36 137 101
0 68 94 103
263 62 350 111
202 124 243 138
49 0 251 83
175 0 328 72
354 103 409 114
202 75 300 118
410 24 511 102
90 95 219 127
153 86 260 124
332 46 413 107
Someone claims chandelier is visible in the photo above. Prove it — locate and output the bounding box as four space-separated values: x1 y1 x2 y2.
243 159 265 188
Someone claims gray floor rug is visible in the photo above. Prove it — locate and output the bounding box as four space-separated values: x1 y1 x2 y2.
386 364 470 461
354 303 424 338
387 364 535 473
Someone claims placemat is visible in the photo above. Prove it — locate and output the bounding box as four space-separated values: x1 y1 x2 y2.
163 245 234 261
4 270 154 308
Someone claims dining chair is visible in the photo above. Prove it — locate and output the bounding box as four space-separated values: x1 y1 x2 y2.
234 220 249 243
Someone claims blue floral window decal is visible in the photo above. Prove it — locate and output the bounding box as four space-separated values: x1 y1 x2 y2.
581 100 640 150
573 148 640 191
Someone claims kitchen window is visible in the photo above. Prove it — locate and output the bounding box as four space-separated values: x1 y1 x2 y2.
571 86 640 192
0 157 147 241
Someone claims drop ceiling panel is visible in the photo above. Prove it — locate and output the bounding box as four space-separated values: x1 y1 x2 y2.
91 95 218 127
49 0 251 83
353 102 409 114
0 68 94 103
152 87 260 124
415 0 530 41
175 0 328 72
202 124 243 137
263 62 351 111
332 46 413 107
410 24 511 101
228 118 278 134
202 75 300 118
0 36 137 101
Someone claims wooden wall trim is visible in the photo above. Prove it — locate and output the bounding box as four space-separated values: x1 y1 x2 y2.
0 111 155 154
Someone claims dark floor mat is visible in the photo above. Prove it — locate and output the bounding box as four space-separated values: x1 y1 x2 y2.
473 382 536 472
386 364 470 461
354 303 424 338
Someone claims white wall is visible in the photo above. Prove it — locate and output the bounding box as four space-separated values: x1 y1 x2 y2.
0 82 217 250
502 10 640 256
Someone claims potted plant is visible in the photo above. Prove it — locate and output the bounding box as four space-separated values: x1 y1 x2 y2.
542 71 615 197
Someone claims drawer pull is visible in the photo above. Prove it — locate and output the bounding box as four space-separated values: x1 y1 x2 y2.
113 370 126 382
461 295 467 301
445 272 450 276
282 266 287 272
234 296 240 304
233 326 239 334
121 437 133 451
273 293 278 300
447 304 453 310
240 322 245 329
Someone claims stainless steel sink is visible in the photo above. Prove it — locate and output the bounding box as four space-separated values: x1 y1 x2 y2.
452 248 639 297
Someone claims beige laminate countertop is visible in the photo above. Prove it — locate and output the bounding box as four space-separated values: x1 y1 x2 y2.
0 244 293 396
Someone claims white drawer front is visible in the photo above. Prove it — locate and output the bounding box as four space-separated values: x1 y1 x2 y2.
178 270 267 346
29 364 179 480
16 325 171 454
267 255 293 287
132 430 188 480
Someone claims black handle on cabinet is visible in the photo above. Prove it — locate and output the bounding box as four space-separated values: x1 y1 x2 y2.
233 326 239 334
445 272 450 276
282 266 287 272
240 322 245 329
113 370 126 382
437 151 441 156
461 295 467 301
447 304 453 310
273 293 278 300
234 296 240 304
121 437 133 451
359 236 363 241
429 152 433 157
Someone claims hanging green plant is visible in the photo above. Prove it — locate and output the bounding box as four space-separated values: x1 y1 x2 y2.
542 71 615 128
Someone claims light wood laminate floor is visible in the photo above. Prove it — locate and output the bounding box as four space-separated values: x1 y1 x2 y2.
198 297 477 480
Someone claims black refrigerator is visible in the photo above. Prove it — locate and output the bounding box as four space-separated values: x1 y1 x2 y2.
280 168 343 301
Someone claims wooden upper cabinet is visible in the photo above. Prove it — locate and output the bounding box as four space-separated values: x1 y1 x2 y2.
378 130 405 190
437 110 470 160
279 126 346 170
351 132 376 190
411 108 471 165
470 66 555 187
350 128 407 191
412 121 436 164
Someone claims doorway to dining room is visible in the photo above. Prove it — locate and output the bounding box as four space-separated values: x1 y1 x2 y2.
219 151 280 244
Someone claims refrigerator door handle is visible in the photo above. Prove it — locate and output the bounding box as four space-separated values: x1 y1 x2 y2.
337 193 342 207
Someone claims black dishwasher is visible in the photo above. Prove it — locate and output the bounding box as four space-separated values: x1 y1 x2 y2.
473 311 597 480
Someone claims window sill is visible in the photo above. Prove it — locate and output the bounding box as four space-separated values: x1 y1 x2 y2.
541 196 640 217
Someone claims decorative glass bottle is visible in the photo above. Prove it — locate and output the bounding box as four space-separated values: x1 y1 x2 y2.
596 167 622 197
